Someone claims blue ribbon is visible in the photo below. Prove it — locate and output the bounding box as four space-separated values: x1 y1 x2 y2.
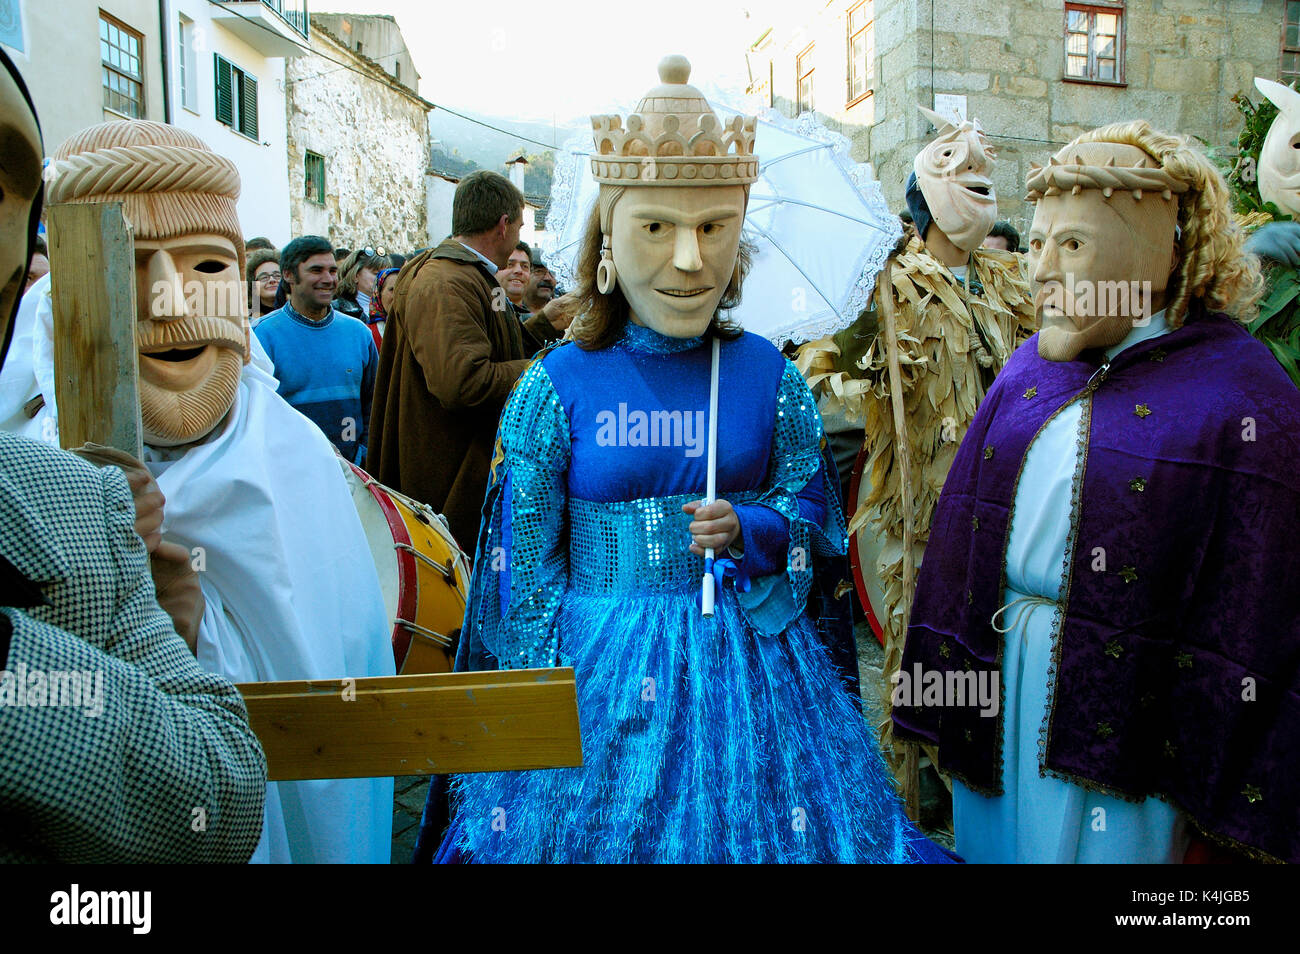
698 555 752 611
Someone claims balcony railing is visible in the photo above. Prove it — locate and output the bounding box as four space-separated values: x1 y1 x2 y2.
223 0 308 39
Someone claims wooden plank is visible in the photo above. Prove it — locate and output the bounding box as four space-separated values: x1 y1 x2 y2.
46 202 142 457
237 668 583 782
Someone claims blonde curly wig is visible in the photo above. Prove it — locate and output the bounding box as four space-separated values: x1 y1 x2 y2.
1031 120 1264 328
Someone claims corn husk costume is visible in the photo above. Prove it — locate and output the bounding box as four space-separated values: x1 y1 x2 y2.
796 107 1035 808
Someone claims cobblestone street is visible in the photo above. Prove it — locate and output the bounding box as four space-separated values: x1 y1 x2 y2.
390 621 953 862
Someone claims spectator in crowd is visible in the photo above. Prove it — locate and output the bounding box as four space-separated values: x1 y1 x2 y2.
367 170 565 552
497 241 532 314
245 236 274 254
334 247 351 263
24 234 47 291
245 248 281 326
254 236 378 464
982 220 1021 252
364 266 399 351
334 247 388 321
522 247 556 315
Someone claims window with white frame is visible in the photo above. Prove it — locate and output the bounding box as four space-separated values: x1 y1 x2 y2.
177 15 198 113
101 13 145 118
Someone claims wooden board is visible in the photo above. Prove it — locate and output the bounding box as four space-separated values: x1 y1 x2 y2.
237 668 583 781
46 202 142 457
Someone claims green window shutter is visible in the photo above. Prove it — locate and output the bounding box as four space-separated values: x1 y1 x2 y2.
214 54 233 126
241 72 258 139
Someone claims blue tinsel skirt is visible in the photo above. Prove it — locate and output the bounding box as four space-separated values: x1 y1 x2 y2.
439 584 948 863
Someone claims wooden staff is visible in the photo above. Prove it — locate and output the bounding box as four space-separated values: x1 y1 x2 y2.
878 259 922 819
46 201 142 457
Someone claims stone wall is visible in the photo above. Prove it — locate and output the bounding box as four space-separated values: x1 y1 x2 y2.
752 0 1282 236
286 21 431 252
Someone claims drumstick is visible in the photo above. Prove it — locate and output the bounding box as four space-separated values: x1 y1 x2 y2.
701 337 721 618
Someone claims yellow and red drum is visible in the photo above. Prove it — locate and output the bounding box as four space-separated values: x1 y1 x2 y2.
339 459 471 674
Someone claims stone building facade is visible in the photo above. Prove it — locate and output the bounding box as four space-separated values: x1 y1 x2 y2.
747 0 1290 234
286 15 432 252
312 12 420 92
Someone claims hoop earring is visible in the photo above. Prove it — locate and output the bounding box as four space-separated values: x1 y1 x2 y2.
596 236 617 294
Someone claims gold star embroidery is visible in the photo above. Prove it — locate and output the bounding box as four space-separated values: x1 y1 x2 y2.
972 516 980 531
1104 640 1123 658
1023 386 1038 399
1129 477 1147 492
964 728 973 742
1163 740 1177 758
1176 651 1194 669
1134 403 1152 418
1095 722 1114 739
1119 565 1138 583
983 445 995 460
1243 784 1263 804
1150 347 1167 363
939 642 952 659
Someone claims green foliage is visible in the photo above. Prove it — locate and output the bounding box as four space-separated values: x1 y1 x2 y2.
522 151 554 199
1222 90 1292 220
1221 88 1300 387
1250 264 1300 388
430 147 479 179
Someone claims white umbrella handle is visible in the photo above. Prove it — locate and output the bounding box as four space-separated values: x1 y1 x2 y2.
701 337 721 618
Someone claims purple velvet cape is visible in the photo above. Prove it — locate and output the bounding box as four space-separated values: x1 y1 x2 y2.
893 306 1300 862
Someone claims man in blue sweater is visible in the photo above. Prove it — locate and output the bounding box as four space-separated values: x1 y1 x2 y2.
255 236 378 464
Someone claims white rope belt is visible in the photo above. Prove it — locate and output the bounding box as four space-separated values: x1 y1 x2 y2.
990 594 1059 634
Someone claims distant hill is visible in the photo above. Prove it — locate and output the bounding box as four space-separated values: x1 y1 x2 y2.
428 107 584 172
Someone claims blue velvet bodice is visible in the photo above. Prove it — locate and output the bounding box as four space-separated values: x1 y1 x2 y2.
541 322 786 502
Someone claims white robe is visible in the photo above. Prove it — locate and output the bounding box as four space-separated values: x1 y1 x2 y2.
31 297 396 863
0 274 50 440
952 312 1189 864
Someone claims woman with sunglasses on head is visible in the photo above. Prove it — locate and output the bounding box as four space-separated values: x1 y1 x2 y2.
334 247 389 321
246 248 281 327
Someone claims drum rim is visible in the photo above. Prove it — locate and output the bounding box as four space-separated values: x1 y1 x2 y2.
345 460 418 666
847 442 887 647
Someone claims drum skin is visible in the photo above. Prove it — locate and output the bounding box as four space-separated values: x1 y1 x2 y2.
340 460 471 673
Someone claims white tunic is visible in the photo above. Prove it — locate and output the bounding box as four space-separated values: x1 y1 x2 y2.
30 297 396 863
952 312 1190 864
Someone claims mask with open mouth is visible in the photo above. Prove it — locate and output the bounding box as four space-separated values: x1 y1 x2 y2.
913 105 999 254
49 120 248 446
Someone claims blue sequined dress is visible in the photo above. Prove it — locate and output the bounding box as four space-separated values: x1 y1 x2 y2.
438 322 945 863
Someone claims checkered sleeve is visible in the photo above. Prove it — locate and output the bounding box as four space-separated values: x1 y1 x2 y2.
0 466 267 863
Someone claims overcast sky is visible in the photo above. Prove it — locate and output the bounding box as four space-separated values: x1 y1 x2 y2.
317 1 785 121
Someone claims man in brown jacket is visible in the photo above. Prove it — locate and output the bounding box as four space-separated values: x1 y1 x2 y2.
366 171 560 556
